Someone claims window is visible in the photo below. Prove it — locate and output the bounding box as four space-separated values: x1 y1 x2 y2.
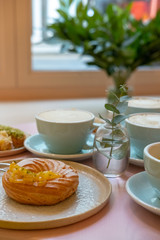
31 0 97 71
15 0 107 99
31 0 160 71
0 0 160 100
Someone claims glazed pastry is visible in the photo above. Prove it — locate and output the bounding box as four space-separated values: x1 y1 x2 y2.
0 131 12 151
2 158 79 205
0 125 26 148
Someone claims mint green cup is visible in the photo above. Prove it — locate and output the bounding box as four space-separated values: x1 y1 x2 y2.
144 142 160 198
126 97 160 115
125 113 160 158
35 109 95 154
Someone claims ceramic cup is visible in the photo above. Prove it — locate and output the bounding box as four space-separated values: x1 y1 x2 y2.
144 142 160 198
35 109 95 154
125 113 160 158
126 97 160 115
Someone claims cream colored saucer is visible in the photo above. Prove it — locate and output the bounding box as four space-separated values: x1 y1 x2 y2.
0 146 26 157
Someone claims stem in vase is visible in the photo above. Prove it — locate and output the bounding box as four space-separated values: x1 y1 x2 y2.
107 124 114 169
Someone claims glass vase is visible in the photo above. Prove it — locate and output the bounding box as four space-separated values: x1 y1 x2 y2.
106 67 132 103
93 123 130 178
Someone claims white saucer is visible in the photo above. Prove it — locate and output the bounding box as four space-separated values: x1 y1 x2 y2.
0 161 111 230
0 146 26 157
129 144 144 167
24 134 95 161
126 171 160 216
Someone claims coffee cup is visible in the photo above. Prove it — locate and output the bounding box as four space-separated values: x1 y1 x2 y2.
125 113 160 158
35 109 95 154
126 97 160 115
144 142 160 198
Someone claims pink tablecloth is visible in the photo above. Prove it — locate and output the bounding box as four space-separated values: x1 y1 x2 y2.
0 122 159 240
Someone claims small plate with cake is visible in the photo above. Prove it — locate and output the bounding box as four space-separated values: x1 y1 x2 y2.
0 125 28 157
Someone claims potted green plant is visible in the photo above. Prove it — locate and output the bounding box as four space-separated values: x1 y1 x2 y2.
48 1 160 99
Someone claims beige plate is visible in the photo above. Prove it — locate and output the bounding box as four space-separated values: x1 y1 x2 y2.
0 146 26 158
0 160 111 230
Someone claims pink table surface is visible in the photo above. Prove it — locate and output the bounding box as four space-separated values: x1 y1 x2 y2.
0 122 160 240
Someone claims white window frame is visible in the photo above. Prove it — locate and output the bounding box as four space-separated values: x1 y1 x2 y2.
0 0 160 100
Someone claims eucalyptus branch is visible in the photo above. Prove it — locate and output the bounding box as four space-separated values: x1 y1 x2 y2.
99 85 130 168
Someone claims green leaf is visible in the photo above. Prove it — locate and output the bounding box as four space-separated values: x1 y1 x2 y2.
107 90 119 104
112 128 125 138
76 1 84 16
112 114 129 125
57 9 68 20
117 101 128 113
101 138 125 145
122 32 141 47
69 0 74 6
96 139 114 148
59 0 66 7
105 104 120 114
98 114 112 125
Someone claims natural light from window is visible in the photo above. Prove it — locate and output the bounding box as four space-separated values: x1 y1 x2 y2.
31 0 159 71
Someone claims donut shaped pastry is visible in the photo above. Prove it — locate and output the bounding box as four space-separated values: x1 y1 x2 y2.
2 158 79 205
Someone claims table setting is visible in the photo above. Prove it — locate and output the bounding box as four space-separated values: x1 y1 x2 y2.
0 96 160 240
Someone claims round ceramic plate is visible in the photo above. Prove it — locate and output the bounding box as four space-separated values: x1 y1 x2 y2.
0 160 111 230
0 133 29 158
126 171 160 216
0 146 26 157
24 134 95 161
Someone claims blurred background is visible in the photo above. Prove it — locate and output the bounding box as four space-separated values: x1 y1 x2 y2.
0 0 160 100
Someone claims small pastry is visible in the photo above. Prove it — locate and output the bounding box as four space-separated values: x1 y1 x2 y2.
2 158 79 205
0 125 26 148
0 130 12 151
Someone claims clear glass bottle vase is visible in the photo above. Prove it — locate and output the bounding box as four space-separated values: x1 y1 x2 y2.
93 123 130 178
